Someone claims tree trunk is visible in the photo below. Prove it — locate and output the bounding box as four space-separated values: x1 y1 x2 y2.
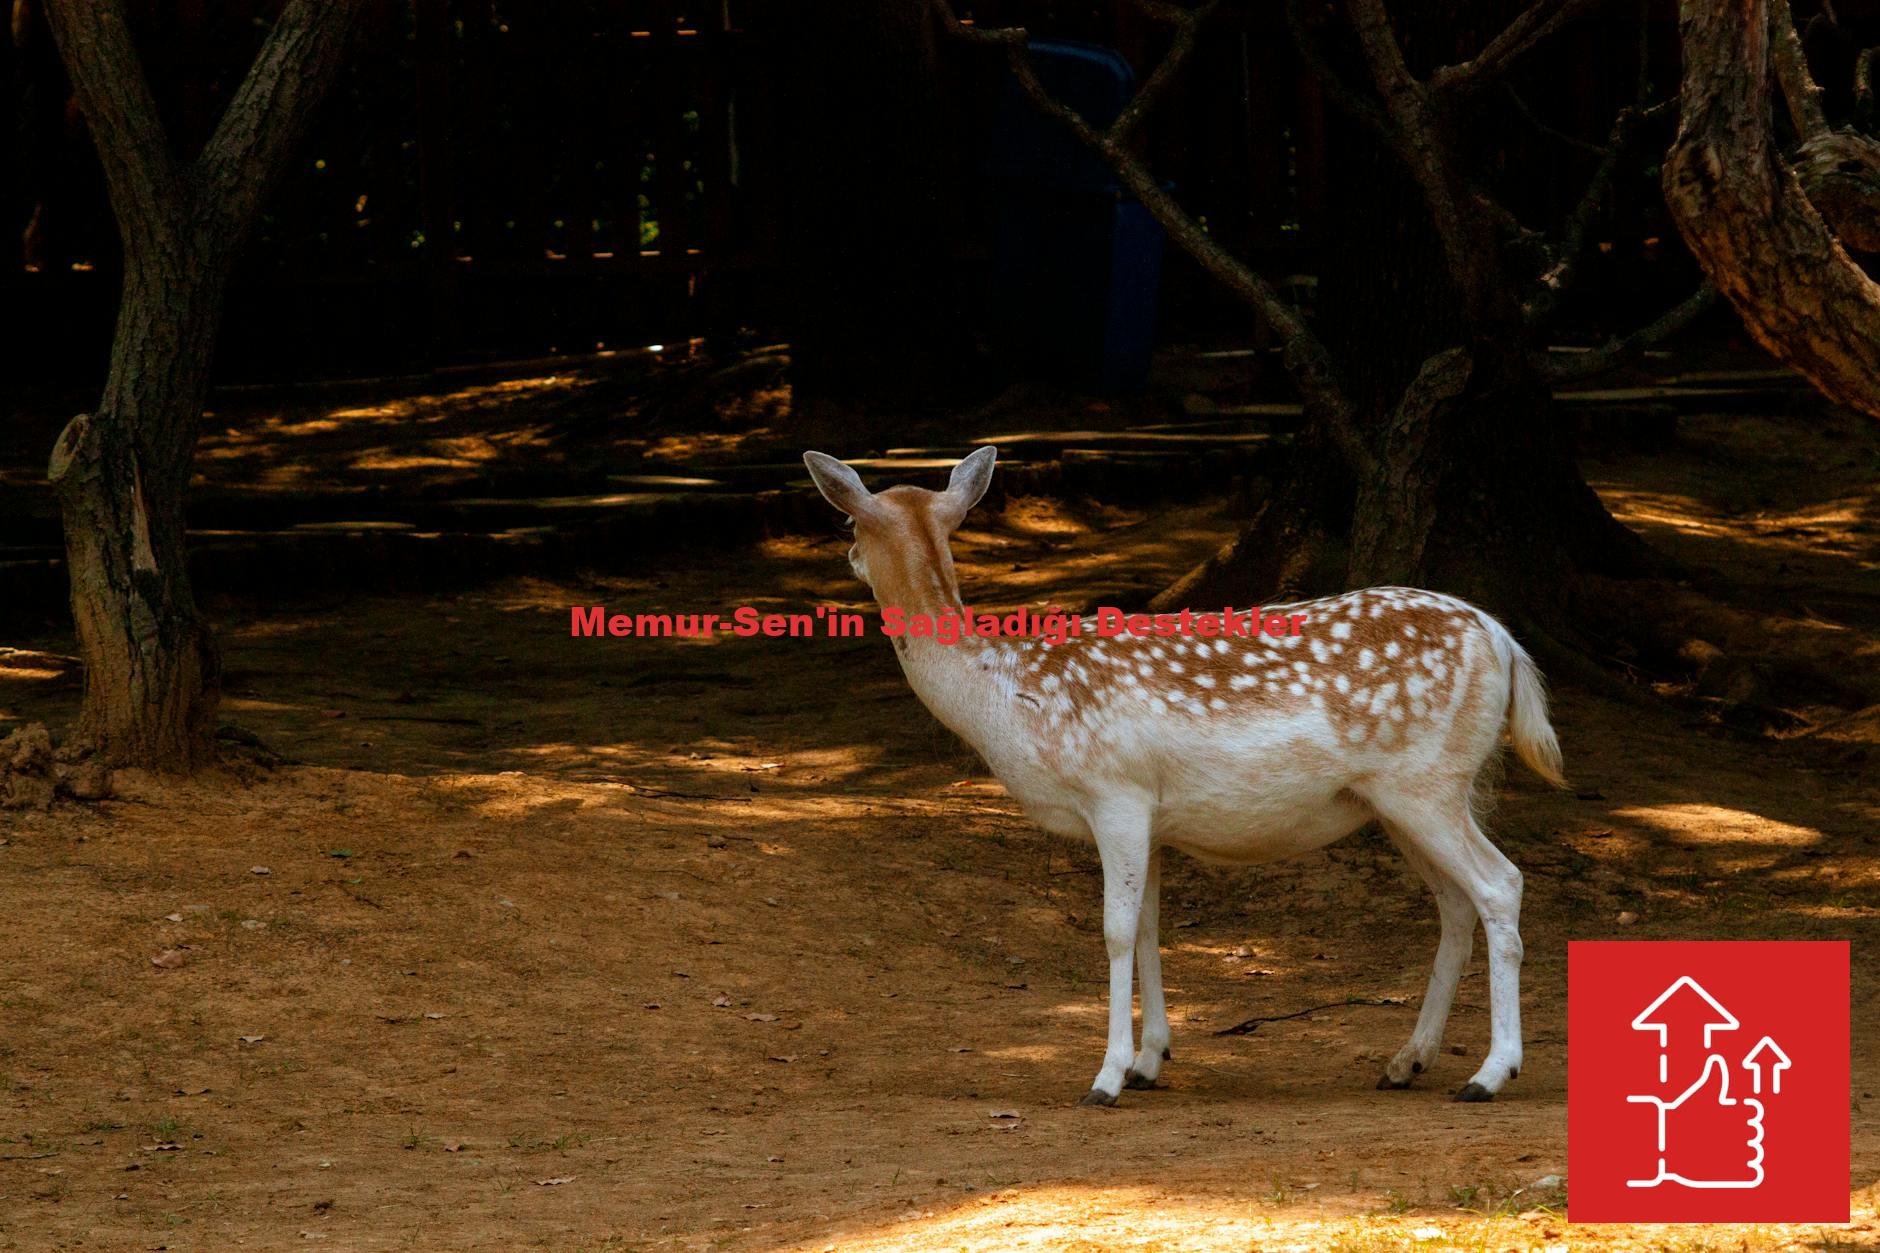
1157 344 1650 638
44 0 364 770
48 242 227 770
1159 0 1654 634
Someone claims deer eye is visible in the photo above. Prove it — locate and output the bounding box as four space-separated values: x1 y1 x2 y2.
840 515 856 533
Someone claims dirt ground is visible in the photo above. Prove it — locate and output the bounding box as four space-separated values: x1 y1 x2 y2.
1 401 1877 1251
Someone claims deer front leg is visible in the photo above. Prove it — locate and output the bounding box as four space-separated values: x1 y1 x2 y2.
1082 807 1153 1107
1125 846 1168 1089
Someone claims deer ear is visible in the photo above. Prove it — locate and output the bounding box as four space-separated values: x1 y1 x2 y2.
939 445 996 525
803 451 874 519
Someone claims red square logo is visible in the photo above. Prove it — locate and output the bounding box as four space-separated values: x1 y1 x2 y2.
1568 941 1850 1222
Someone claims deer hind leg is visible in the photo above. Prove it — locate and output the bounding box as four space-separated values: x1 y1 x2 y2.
1081 801 1154 1107
1370 787 1524 1102
1376 823 1478 1090
1124 846 1168 1089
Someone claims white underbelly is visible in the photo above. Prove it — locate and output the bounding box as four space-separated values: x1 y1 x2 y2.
1155 789 1373 864
997 764 1373 865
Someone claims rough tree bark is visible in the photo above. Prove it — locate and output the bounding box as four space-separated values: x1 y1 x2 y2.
938 0 1702 654
44 0 365 771
1665 0 1880 418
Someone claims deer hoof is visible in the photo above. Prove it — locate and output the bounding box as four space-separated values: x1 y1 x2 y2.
1079 1087 1118 1108
1376 1073 1413 1090
1454 1082 1495 1103
1123 1070 1162 1090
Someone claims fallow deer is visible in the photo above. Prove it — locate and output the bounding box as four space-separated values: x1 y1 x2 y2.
803 446 1564 1106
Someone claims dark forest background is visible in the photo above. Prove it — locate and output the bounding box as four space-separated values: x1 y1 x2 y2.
6 0 1710 384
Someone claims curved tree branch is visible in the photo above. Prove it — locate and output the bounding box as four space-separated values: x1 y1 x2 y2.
1855 45 1879 128
1526 7 1663 326
1766 2 1880 253
1537 283 1717 382
1111 0 1225 146
41 0 185 252
197 0 367 239
1428 0 1602 97
931 0 1374 474
1790 129 1880 252
1282 0 1394 144
1127 0 1209 25
48 0 367 251
1345 0 1521 333
1769 0 1829 141
1666 0 1880 419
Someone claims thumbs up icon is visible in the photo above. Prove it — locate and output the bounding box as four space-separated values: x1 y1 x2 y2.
1626 1053 1767 1189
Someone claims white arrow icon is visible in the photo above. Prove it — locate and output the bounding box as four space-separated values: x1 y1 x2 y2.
1632 975 1740 1084
1742 1036 1792 1095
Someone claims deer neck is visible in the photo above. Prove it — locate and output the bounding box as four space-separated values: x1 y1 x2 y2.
870 542 1012 754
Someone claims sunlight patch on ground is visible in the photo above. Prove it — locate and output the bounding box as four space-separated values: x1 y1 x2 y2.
349 430 557 473
345 451 484 471
1595 484 1879 567
499 740 887 782
222 696 306 713
0 665 66 682
327 374 587 424
639 429 772 462
782 1183 1873 1252
1610 802 1823 848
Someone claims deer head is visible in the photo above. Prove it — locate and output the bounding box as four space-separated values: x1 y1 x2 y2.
802 447 996 613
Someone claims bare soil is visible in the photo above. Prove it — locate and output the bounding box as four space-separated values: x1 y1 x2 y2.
1 404 1877 1251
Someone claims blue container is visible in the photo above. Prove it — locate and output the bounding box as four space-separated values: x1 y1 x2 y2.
987 41 1167 393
